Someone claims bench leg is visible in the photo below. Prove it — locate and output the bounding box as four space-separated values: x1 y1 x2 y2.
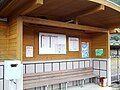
81 79 85 87
59 83 62 90
89 78 93 83
76 80 79 86
78 80 81 86
95 77 98 84
65 82 68 90
43 85 48 90
51 85 53 90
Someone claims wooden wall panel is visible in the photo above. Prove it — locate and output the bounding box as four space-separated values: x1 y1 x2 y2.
23 25 92 61
0 21 109 61
7 17 23 60
91 33 109 58
0 22 8 60
8 19 18 59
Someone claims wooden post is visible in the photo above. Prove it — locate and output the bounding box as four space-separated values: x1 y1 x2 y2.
16 17 23 61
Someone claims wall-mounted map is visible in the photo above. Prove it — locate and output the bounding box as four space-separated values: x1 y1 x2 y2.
39 33 66 54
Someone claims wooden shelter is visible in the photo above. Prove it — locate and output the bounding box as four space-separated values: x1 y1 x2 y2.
0 0 120 61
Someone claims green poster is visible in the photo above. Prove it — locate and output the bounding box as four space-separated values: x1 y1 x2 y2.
95 49 104 56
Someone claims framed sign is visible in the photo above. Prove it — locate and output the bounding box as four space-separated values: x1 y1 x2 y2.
95 49 104 56
81 42 89 58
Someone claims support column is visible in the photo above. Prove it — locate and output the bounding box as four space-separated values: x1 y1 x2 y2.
107 31 111 86
16 17 23 90
107 58 111 86
16 17 23 61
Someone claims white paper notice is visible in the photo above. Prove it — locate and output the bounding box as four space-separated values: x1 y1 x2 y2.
26 46 33 57
69 37 79 51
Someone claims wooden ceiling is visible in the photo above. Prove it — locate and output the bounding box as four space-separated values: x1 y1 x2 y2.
27 0 98 19
0 0 120 28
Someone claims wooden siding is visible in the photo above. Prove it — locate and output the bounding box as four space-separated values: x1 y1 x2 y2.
8 19 18 59
0 22 8 60
23 25 93 61
91 33 109 58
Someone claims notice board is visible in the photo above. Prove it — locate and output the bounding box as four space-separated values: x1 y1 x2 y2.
39 32 66 54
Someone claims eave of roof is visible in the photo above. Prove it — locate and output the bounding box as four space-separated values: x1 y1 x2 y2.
89 0 120 12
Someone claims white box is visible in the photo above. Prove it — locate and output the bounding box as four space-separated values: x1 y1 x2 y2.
4 60 23 80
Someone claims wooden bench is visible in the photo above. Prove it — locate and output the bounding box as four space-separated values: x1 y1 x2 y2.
23 67 98 90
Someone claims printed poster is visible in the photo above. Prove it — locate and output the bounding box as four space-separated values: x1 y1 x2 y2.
81 42 89 58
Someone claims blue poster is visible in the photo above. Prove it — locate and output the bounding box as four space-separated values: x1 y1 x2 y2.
81 42 89 58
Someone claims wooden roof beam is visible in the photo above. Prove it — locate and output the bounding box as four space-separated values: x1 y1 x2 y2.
76 4 105 19
0 0 18 17
21 0 43 15
89 0 120 12
22 16 108 33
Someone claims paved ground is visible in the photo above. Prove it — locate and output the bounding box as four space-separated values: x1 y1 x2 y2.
67 83 118 90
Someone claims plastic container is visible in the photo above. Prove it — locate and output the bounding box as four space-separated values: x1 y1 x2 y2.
103 78 107 87
99 77 107 87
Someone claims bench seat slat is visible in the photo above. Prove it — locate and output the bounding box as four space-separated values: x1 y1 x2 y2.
24 69 93 81
24 68 92 77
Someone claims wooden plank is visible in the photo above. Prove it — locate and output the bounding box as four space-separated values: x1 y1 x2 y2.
0 22 8 60
9 34 17 39
22 16 108 33
76 4 105 19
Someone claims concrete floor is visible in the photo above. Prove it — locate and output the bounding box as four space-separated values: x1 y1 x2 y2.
67 83 119 90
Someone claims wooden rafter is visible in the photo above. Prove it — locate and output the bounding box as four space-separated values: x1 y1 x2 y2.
22 16 108 33
21 0 43 15
76 4 105 19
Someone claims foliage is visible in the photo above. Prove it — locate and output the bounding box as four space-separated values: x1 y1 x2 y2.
111 35 120 41
110 0 120 5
